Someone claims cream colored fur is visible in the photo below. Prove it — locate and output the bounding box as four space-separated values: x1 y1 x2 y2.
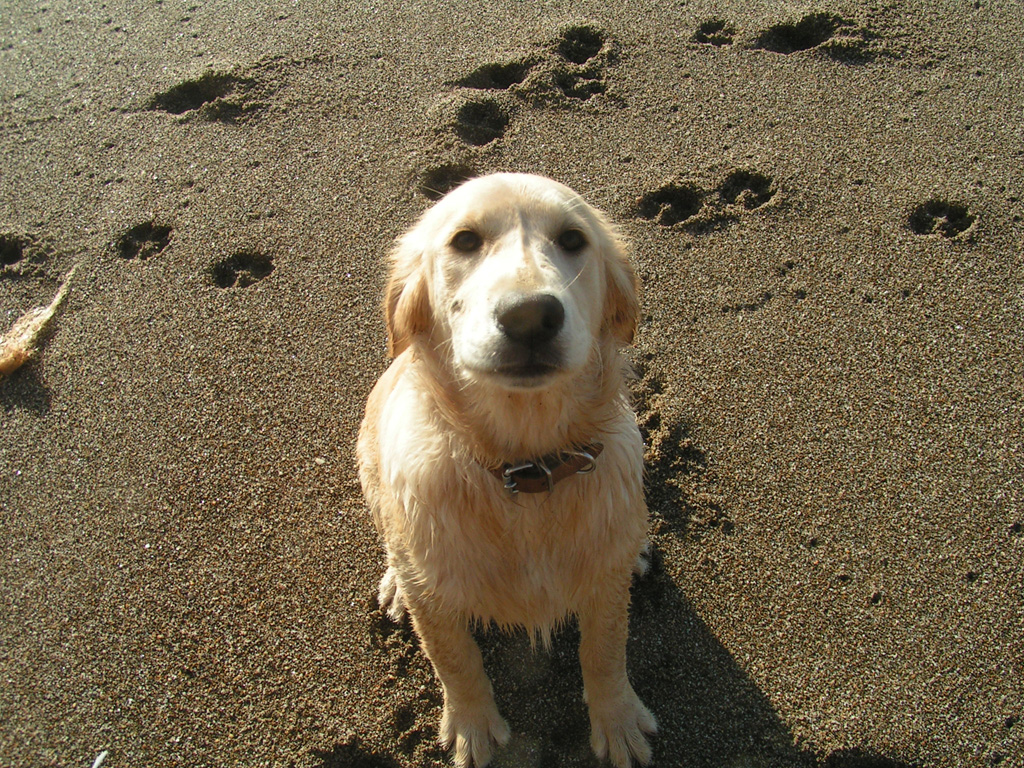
357 173 655 767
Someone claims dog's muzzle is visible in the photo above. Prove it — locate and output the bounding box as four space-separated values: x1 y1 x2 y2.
489 293 567 382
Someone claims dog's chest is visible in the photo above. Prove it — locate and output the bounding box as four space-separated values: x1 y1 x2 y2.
370 369 647 626
404 452 644 626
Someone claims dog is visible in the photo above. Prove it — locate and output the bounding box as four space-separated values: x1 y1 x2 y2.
357 173 656 767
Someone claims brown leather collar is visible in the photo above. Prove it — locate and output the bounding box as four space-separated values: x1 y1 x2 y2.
488 442 604 495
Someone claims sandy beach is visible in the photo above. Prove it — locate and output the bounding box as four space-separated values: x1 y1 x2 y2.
2 1 1022 766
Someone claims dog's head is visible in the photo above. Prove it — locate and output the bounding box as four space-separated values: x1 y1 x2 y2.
385 173 637 391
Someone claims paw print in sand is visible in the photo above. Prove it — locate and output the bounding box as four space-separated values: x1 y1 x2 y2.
754 12 878 63
146 70 265 123
210 251 275 289
693 19 735 47
637 170 777 231
115 221 173 260
907 200 975 238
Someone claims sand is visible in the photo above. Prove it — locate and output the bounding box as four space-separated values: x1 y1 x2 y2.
1 1 1022 766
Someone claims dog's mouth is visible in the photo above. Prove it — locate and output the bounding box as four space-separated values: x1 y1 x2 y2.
495 360 560 385
469 348 565 389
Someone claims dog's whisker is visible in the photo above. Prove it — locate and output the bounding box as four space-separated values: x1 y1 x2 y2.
562 254 593 292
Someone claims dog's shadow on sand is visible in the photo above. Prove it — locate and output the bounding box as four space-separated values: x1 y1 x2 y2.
477 557 918 768
479 558 812 768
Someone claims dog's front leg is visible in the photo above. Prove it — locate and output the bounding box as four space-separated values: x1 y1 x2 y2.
407 601 511 767
578 587 657 767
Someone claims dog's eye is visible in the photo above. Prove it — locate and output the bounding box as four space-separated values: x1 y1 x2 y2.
451 229 482 253
557 229 587 253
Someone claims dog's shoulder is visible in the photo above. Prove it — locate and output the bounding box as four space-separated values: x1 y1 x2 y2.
359 350 465 486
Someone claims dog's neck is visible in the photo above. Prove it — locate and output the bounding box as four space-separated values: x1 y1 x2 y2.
414 342 627 466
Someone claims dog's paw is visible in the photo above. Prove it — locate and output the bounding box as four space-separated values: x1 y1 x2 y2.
439 699 511 768
378 566 408 622
632 540 652 578
588 688 657 767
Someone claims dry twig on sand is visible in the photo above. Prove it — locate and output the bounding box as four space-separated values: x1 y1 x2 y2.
0 266 76 381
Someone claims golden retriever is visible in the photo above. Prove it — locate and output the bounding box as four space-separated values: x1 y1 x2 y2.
357 173 655 767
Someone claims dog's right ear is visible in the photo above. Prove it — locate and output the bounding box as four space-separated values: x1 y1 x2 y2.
384 236 432 357
597 219 639 346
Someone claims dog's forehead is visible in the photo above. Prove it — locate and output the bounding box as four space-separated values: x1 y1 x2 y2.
428 173 586 228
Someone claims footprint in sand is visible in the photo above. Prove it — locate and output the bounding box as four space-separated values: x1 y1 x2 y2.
1 232 32 270
453 99 510 146
390 703 432 753
630 355 719 536
418 164 477 200
0 231 53 278
551 67 607 100
693 19 736 47
449 22 615 144
115 221 173 260
456 60 536 91
637 170 777 231
721 258 810 316
146 71 264 123
439 24 616 160
209 251 275 289
636 183 705 227
556 25 606 64
753 12 877 63
718 170 775 210
550 25 613 100
720 291 774 315
907 199 976 238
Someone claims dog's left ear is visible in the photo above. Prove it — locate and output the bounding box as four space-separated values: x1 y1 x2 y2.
603 233 639 346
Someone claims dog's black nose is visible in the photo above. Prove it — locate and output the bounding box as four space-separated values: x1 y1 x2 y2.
497 293 565 347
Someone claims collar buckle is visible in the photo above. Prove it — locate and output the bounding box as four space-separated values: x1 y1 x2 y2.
502 459 553 495
493 442 604 495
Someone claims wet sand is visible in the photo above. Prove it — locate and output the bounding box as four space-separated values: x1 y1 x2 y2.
1 1 1022 766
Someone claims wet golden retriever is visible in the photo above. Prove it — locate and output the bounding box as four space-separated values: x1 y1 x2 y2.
357 173 655 767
